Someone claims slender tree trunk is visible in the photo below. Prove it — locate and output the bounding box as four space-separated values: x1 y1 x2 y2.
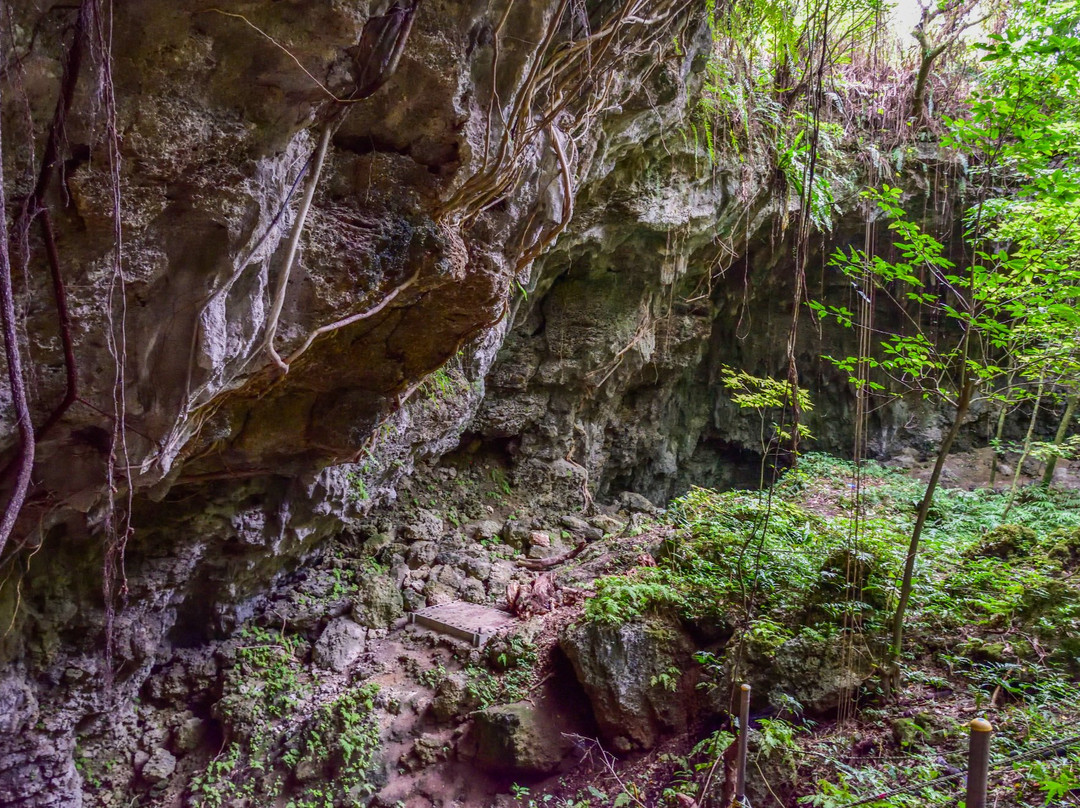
1003 376 1044 520
988 400 1008 489
988 373 1015 489
911 37 947 123
1041 393 1078 487
887 378 974 690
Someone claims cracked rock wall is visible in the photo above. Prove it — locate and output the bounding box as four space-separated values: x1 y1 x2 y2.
0 1 991 804
0 1 709 804
471 143 989 505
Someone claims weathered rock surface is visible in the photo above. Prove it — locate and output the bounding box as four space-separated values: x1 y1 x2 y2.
470 701 575 776
560 619 696 750
742 632 876 717
140 748 177 785
0 0 1007 804
313 617 367 672
351 568 405 629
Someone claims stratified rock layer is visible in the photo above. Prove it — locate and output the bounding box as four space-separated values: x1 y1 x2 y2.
0 2 709 804
0 2 984 805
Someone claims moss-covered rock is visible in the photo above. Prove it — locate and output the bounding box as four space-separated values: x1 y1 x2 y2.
809 546 888 614
969 525 1037 559
430 673 480 723
1047 527 1080 569
955 637 1011 663
891 717 928 749
471 702 574 776
350 569 405 629
738 629 876 717
559 618 695 750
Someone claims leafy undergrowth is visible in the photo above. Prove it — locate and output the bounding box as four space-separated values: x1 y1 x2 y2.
561 453 1080 808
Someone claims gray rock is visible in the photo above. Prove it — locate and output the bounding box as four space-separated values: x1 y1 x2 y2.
402 589 427 613
171 715 207 754
501 520 532 550
526 544 561 560
470 520 503 542
461 578 487 604
486 561 518 598
430 673 479 722
511 459 589 508
471 702 573 775
384 543 410 565
403 509 445 543
0 678 37 734
390 561 410 589
422 580 458 607
617 491 661 514
402 734 452 772
351 569 405 629
560 514 603 541
434 548 468 568
588 514 626 535
752 633 874 716
133 749 150 772
363 531 395 557
407 541 439 570
560 619 694 750
461 556 492 582
437 565 466 592
141 748 176 784
313 618 367 673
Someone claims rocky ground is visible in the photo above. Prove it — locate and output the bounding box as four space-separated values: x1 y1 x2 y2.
64 450 661 807
1 4 1057 806
57 448 1079 808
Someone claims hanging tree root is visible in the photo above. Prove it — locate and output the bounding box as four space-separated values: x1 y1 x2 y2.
284 269 420 366
438 0 694 227
0 92 34 559
143 2 426 479
0 1 94 553
262 121 334 373
9 0 89 437
516 540 586 571
23 1 91 434
198 3 422 377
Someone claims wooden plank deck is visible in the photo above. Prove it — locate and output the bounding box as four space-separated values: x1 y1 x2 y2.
407 601 516 646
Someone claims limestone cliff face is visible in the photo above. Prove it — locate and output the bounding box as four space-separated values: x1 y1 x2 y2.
476 143 974 504
0 2 713 804
0 1 980 804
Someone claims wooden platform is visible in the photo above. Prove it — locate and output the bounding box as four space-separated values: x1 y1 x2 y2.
407 601 516 646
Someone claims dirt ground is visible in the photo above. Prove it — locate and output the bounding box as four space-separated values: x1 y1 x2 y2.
895 446 1080 491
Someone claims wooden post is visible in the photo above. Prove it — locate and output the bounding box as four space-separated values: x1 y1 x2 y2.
736 683 751 805
966 718 992 808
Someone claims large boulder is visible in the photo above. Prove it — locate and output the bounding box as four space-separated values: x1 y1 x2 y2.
743 631 874 716
313 618 367 673
470 702 574 776
559 619 695 750
351 568 405 629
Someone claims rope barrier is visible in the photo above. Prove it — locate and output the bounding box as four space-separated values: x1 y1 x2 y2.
827 732 1080 808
